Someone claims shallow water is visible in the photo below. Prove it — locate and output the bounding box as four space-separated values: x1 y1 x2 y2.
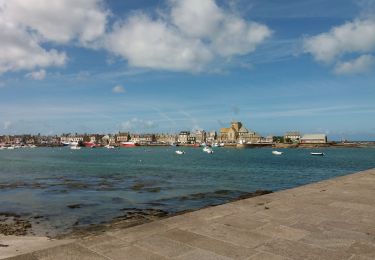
0 147 374 235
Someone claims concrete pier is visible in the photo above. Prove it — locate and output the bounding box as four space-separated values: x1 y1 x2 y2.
2 168 375 259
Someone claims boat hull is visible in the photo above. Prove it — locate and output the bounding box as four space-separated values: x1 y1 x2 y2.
121 142 139 147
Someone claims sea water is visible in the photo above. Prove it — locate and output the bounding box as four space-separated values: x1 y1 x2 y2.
0 147 374 234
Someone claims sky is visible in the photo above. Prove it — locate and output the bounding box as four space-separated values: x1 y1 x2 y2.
0 0 375 140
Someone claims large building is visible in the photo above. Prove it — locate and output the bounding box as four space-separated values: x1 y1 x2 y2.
284 131 301 143
178 131 190 144
220 121 261 143
155 134 177 144
300 134 327 144
195 130 206 144
116 132 129 143
206 131 217 143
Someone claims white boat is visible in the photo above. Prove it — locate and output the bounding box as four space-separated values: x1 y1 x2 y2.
203 147 214 154
7 146 15 150
0 146 6 150
70 146 81 150
175 150 185 155
104 145 115 149
219 143 225 147
272 151 283 155
311 152 324 156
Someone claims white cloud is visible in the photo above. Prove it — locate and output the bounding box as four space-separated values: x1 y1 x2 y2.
0 0 108 74
112 85 125 93
334 54 375 75
304 18 375 75
121 118 157 131
304 19 375 63
25 69 47 80
0 0 109 45
0 19 66 73
106 14 213 72
106 0 271 72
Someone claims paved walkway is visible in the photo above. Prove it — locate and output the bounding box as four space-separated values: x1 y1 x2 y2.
2 168 375 260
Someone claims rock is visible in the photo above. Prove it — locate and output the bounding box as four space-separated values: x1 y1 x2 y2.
131 183 145 190
145 187 161 193
67 204 82 209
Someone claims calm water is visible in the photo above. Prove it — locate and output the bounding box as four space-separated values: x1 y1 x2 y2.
1 147 375 235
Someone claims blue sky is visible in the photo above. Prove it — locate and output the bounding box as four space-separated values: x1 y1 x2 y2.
0 0 375 140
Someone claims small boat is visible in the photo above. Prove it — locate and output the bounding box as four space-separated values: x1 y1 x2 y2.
203 147 214 154
104 145 115 149
219 143 225 147
272 151 283 155
83 142 96 148
311 152 325 156
175 150 185 155
70 146 81 150
121 141 139 147
0 146 6 150
7 146 15 150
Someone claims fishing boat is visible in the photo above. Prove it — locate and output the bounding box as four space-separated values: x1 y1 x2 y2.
121 141 139 147
83 142 96 148
175 150 185 155
272 151 283 155
311 152 325 156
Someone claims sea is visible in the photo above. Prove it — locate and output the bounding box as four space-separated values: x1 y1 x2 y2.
1 147 375 236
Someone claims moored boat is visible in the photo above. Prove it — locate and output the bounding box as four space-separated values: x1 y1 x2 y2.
83 142 96 148
203 146 214 154
272 151 283 155
311 152 325 156
175 150 185 155
70 145 81 150
121 141 139 147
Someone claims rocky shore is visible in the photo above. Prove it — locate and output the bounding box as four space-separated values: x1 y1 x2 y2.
0 189 272 240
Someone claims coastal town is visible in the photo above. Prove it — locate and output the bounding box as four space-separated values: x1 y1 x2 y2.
0 121 368 149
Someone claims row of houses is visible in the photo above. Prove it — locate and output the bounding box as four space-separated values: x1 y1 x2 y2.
0 134 60 146
0 123 328 146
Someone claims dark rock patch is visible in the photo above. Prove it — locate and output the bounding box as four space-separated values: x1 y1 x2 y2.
131 183 145 191
67 204 82 209
0 213 32 236
144 187 161 193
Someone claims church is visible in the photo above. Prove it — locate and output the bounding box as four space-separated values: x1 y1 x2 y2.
220 121 261 144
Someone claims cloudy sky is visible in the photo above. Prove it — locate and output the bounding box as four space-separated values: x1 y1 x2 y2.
0 0 375 140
